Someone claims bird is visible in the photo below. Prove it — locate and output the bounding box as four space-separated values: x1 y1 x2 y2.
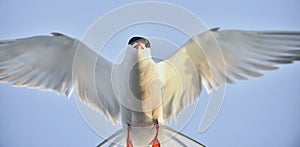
0 28 300 146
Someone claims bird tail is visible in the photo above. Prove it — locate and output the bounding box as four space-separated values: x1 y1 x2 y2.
160 126 206 147
96 128 125 147
97 125 205 147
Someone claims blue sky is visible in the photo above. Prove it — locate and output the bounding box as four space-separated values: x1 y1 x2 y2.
0 0 300 147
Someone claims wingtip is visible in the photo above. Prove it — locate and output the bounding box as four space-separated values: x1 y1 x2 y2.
51 32 66 37
209 27 221 32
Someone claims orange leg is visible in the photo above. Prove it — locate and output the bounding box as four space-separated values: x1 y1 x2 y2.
127 124 133 147
149 120 160 147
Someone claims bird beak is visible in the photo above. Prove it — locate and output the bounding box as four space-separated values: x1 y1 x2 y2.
134 43 144 50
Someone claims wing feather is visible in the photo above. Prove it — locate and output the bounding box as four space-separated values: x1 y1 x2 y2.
0 33 120 122
158 29 300 120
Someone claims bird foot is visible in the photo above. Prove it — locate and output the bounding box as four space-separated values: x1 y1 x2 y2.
149 119 160 147
127 139 133 147
149 137 160 147
127 124 133 147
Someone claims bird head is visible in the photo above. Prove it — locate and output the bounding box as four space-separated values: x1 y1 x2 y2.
128 36 150 50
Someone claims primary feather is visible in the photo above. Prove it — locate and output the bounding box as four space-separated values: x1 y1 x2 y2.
0 33 120 123
158 29 300 120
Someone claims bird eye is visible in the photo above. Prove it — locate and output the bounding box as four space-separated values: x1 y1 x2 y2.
145 42 150 48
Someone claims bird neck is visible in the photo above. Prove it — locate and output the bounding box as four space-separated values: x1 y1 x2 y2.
137 48 152 62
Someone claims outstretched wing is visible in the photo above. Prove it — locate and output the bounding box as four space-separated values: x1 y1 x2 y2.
0 33 120 122
158 28 300 120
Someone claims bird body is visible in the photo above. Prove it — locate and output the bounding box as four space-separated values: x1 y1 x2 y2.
117 46 163 126
1 28 300 146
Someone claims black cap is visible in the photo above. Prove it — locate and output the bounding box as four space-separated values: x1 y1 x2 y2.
128 36 150 48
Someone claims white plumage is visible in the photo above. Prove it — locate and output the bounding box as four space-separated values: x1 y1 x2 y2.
1 28 299 146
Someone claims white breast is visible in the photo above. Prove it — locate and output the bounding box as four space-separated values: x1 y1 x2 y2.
115 47 164 126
